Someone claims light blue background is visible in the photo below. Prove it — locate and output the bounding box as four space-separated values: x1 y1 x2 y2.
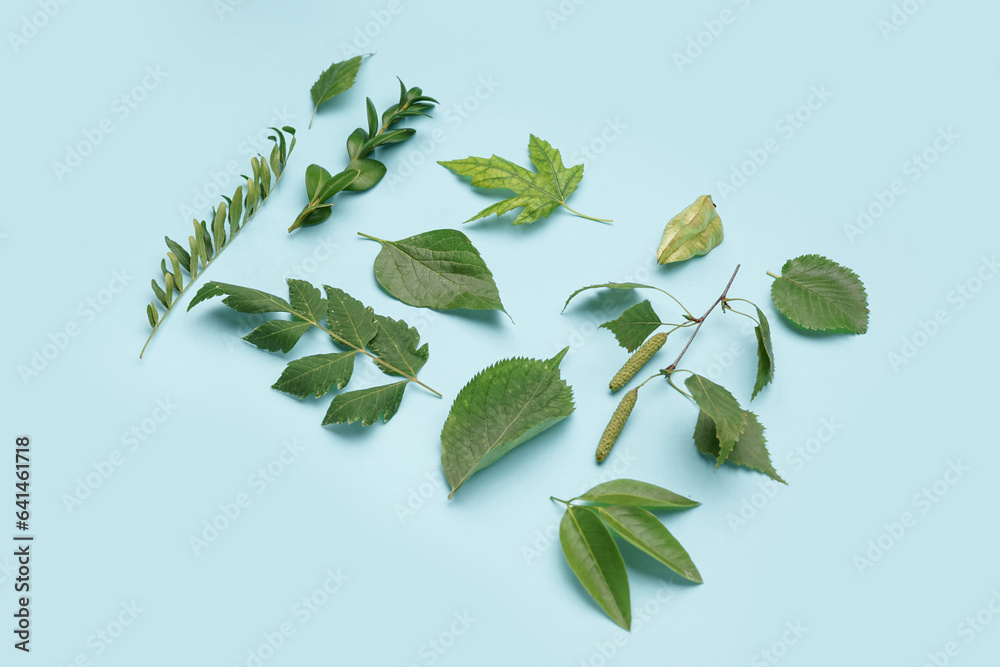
3 0 999 665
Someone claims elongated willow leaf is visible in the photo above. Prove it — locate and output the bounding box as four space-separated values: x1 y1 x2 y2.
560 506 631 630
141 126 297 358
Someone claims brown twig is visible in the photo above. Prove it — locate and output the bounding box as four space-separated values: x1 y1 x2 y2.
663 264 741 374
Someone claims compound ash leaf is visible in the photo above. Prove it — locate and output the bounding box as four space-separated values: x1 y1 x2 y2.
595 505 703 584
272 352 358 399
358 229 507 314
288 278 328 323
243 320 312 353
324 286 378 350
441 348 574 498
684 374 744 468
560 506 631 631
369 314 429 379
694 410 785 484
439 135 610 225
575 479 700 510
309 55 365 129
657 195 724 265
322 381 409 426
600 300 662 352
752 305 775 401
769 254 869 333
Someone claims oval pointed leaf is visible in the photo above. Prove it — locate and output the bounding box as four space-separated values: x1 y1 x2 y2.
596 506 702 583
560 506 631 630
441 348 574 497
576 479 699 510
272 352 358 399
322 381 408 426
361 229 506 314
657 195 724 264
770 254 869 333
243 320 312 353
316 168 361 202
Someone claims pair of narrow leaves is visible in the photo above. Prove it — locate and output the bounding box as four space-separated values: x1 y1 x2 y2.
292 77 437 231
558 479 701 630
440 135 611 225
188 278 432 426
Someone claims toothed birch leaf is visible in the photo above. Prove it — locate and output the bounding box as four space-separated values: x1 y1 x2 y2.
441 348 574 497
600 300 662 352
309 56 364 127
770 254 869 333
751 306 775 401
684 374 744 467
694 410 785 483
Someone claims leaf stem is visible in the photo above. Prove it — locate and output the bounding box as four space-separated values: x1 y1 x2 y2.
140 164 291 359
766 271 781 280
550 496 572 507
308 106 318 130
309 319 442 398
356 232 387 243
561 204 613 224
664 370 694 399
663 265 741 375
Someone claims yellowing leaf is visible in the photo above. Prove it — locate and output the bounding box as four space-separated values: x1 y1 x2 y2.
657 195 724 264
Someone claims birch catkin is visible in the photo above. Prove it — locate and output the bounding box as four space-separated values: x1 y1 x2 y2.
596 388 638 462
609 333 668 391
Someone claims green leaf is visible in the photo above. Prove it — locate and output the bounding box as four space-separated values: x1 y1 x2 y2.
322 381 409 426
694 410 785 483
187 281 292 314
343 158 386 192
751 305 774 401
360 229 507 314
657 195 724 264
559 506 631 630
600 300 661 352
368 127 415 148
272 352 358 399
309 55 364 129
441 348 574 497
164 237 191 272
596 506 702 583
562 282 671 313
287 279 327 324
243 320 312 353
316 168 361 202
684 374 744 467
769 254 869 333
439 135 608 225
576 479 699 510
347 128 368 160
324 286 378 350
369 314 429 378
305 164 331 199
